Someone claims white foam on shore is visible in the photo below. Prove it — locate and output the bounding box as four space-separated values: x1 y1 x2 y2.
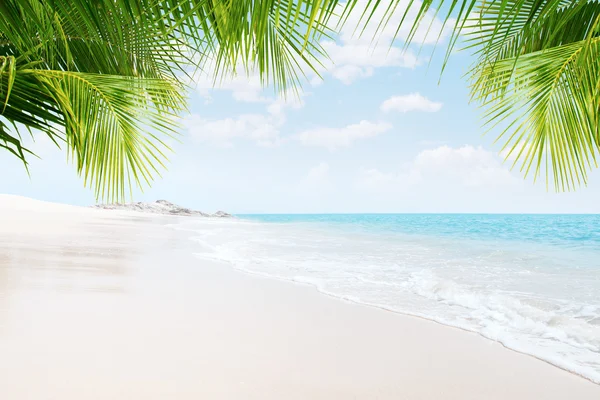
174 217 600 384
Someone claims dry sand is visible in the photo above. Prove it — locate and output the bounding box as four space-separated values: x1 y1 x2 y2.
0 195 599 399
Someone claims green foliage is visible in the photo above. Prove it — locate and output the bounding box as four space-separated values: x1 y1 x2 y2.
468 1 600 190
0 0 341 201
346 0 600 190
3 0 600 198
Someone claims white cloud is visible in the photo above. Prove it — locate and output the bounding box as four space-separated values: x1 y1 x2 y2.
357 145 520 192
331 64 374 85
295 120 393 150
191 59 307 107
321 41 419 84
183 113 281 147
412 145 518 187
317 0 451 84
266 89 307 121
381 93 443 113
187 54 309 148
309 76 324 87
338 0 450 46
322 41 420 68
500 141 533 163
184 88 308 148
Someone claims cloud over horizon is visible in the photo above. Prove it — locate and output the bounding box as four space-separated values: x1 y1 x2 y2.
357 145 520 192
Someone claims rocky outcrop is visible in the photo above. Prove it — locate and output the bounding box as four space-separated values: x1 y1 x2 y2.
92 200 232 217
211 210 232 218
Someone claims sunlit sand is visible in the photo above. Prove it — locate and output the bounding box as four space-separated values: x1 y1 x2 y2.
0 195 598 399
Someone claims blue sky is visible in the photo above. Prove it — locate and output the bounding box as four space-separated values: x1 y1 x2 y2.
3 1 600 213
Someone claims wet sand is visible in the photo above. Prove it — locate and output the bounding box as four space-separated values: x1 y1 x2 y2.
0 195 599 399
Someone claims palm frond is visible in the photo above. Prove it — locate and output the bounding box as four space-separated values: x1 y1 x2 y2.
341 0 600 190
187 0 339 93
0 0 346 200
35 69 185 201
474 37 600 190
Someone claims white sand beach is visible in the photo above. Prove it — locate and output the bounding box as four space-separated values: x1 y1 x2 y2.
0 195 599 400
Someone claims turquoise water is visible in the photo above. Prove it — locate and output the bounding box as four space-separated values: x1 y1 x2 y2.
240 214 600 250
182 214 600 383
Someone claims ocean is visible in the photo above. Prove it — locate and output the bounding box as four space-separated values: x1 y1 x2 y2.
176 214 600 383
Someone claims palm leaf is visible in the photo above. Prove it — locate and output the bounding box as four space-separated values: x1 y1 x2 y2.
341 0 600 190
0 0 345 200
476 38 600 190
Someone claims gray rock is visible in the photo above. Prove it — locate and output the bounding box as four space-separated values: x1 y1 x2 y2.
92 200 230 218
211 210 232 218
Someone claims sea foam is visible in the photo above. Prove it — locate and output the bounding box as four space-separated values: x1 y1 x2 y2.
174 214 600 383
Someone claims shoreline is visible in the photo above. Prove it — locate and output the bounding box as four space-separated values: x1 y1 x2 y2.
192 214 600 385
1 195 599 399
209 254 599 386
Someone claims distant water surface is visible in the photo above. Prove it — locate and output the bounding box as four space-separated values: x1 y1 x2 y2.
180 214 600 383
